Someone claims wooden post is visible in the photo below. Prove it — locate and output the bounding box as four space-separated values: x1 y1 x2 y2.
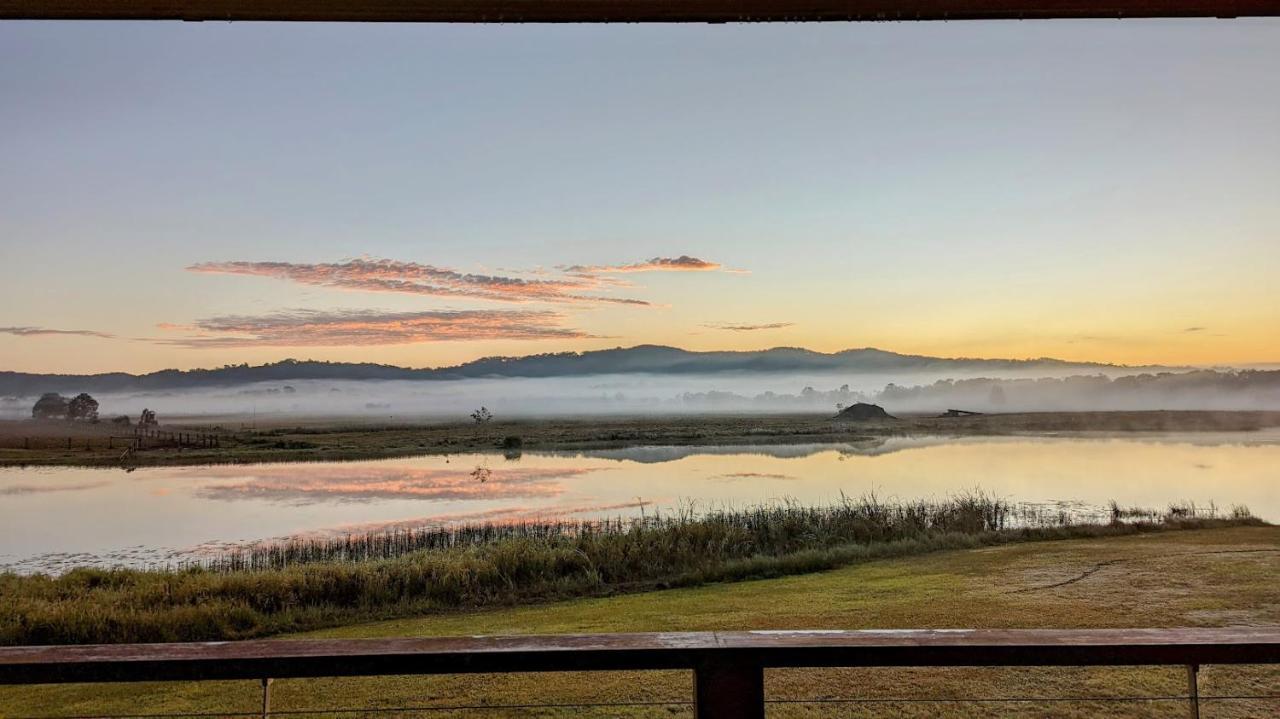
23 437 28 450
67 437 72 450
694 658 764 719
1188 664 1200 719
261 677 273 718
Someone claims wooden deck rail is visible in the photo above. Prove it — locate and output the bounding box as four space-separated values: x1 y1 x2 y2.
2 0 1279 22
3 628 1279 717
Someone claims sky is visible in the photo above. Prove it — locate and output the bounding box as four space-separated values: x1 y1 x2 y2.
1 19 1277 375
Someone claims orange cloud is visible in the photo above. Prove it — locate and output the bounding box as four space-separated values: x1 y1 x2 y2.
156 308 593 348
703 322 794 332
187 258 649 306
562 255 728 274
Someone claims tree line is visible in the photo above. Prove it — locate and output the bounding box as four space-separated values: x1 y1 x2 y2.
31 392 99 422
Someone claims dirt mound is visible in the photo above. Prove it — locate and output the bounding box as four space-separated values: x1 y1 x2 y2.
834 402 896 421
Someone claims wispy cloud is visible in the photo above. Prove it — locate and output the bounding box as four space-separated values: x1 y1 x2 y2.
0 326 114 339
703 322 794 332
1184 326 1207 333
563 255 730 274
187 258 649 306
157 308 592 348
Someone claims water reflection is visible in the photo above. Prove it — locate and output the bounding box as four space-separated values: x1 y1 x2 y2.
191 464 592 504
2 430 1278 573
0 480 110 495
710 472 799 482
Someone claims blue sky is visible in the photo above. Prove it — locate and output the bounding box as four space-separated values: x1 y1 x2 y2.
1 19 1277 372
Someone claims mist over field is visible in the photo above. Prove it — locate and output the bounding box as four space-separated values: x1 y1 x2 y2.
4 367 1278 421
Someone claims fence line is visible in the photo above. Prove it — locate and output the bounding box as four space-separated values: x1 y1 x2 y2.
3 429 223 452
3 628 1278 718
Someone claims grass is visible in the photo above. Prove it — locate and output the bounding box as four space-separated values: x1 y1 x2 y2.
0 494 1261 647
5 525 1277 717
4 410 1279 467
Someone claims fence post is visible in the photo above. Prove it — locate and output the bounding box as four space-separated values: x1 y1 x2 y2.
694 657 764 719
261 677 272 718
1187 664 1200 719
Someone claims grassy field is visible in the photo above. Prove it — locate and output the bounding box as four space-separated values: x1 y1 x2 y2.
5 525 1277 717
3 409 1279 467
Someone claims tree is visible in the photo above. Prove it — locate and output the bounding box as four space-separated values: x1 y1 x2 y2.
67 393 99 422
470 407 494 424
31 393 69 420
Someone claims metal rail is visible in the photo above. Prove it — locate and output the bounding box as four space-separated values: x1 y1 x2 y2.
1 0 1278 22
3 628 1278 718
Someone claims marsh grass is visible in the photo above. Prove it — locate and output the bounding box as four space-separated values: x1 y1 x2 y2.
0 494 1260 646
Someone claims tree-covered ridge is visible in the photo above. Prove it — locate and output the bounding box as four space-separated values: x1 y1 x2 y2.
0 345 1173 396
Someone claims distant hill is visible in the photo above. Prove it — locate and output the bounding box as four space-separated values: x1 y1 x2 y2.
0 345 1177 396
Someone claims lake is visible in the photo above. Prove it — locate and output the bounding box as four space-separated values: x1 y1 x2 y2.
3 430 1278 574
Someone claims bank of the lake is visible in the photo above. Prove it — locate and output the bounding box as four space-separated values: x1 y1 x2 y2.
3 410 1280 467
1 491 1263 647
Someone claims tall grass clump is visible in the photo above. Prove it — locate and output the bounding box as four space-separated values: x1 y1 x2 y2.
0 493 1262 646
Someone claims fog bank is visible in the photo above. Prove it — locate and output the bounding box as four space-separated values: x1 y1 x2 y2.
4 368 1278 421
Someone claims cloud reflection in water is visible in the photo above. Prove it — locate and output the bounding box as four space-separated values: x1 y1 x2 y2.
194 465 597 504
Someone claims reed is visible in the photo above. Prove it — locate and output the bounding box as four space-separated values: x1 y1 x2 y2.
194 492 1161 572
0 494 1259 646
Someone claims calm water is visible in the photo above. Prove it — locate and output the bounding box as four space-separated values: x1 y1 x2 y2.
3 431 1278 573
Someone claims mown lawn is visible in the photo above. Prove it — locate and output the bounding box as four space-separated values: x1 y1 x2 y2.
5 526 1278 718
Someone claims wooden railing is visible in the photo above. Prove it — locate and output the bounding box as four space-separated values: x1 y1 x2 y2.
4 0 1280 22
3 628 1279 717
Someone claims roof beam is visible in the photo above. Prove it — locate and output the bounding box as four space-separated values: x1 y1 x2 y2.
2 0 1278 23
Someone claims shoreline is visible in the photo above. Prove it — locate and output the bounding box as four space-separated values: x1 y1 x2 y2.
3 409 1280 468
2 494 1261 645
